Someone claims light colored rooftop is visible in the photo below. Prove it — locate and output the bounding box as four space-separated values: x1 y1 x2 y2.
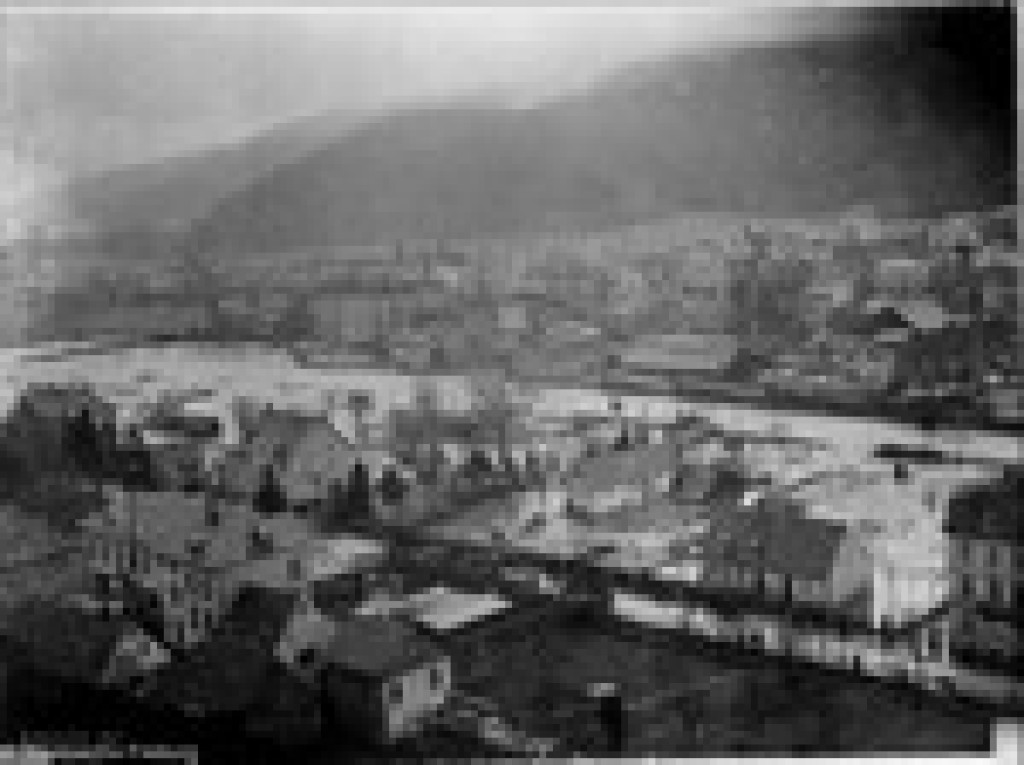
86 489 330 576
404 586 512 633
308 535 387 581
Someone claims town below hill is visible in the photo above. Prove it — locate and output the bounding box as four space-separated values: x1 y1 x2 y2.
0 371 1019 756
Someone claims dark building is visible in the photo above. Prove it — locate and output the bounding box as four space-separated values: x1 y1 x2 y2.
945 468 1023 679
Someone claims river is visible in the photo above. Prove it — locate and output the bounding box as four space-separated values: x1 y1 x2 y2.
1 343 1020 467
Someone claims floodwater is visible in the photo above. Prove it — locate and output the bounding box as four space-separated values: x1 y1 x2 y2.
0 343 474 424
530 384 1023 465
1 342 1020 467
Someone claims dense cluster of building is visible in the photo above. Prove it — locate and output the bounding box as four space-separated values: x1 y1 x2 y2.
30 208 1020 422
2 197 1024 753
1 331 1021 755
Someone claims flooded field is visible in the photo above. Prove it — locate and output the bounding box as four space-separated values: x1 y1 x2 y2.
0 343 475 424
531 384 1024 466
2 343 1021 469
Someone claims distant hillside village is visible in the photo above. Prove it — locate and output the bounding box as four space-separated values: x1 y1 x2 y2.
9 205 1022 425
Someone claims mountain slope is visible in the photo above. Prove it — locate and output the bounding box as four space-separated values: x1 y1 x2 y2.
55 106 379 237
189 32 1015 256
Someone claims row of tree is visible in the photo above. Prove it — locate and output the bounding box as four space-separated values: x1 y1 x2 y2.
252 458 411 536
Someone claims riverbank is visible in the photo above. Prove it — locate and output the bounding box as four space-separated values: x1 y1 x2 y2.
3 341 1020 470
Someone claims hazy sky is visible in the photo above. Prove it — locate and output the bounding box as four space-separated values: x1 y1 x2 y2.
2 3 892 204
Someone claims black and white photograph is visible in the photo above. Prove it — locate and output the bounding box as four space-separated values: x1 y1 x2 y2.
0 1 1020 761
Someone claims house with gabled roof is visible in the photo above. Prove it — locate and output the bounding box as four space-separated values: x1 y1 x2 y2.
82 487 333 650
696 496 871 609
322 615 452 745
82 489 254 648
98 624 171 695
213 407 399 529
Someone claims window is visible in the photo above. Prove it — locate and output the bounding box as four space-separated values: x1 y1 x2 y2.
988 543 1001 573
386 679 403 707
288 557 303 581
296 648 316 669
428 664 446 692
972 541 989 572
999 580 1013 610
999 543 1014 576
975 575 991 604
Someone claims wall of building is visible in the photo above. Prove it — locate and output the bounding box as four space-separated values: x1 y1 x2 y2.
385 656 451 742
89 532 238 649
950 536 1020 610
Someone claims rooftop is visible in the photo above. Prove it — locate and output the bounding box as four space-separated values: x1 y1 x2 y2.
327 615 442 679
85 489 323 574
308 535 387 581
696 495 853 585
402 586 512 633
564 436 720 499
218 408 395 505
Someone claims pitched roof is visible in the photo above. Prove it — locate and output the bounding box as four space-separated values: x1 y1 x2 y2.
326 615 442 679
278 423 358 506
403 586 512 634
218 584 299 648
275 603 338 668
699 497 851 584
218 410 373 506
899 299 957 331
388 407 530 453
100 626 172 688
566 438 724 500
308 535 387 581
